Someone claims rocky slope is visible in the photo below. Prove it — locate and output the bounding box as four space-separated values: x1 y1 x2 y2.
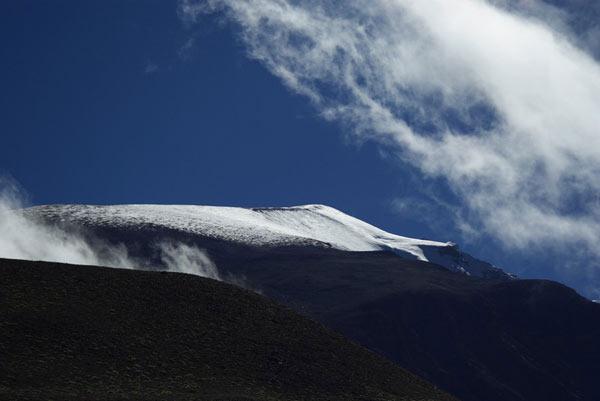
0 258 456 401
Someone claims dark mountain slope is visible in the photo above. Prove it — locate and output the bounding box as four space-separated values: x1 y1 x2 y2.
18 205 600 401
216 251 600 401
0 258 456 401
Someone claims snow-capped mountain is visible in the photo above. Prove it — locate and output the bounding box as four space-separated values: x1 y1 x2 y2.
17 204 600 401
26 203 511 280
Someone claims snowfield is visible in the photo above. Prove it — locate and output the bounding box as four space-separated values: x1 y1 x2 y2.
26 204 512 279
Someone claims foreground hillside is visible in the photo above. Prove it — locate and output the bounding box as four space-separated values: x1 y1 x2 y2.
0 258 456 401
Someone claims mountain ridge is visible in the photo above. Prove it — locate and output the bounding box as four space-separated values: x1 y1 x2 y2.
11 203 600 401
26 203 512 280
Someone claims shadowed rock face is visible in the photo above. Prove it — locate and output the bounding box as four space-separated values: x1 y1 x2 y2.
217 250 600 401
0 258 456 401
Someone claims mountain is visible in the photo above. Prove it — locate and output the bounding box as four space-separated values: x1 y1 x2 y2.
0 257 456 401
26 204 511 279
217 250 600 401
23 204 600 401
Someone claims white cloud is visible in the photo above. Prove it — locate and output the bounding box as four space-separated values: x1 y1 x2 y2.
144 62 159 74
179 0 600 263
0 177 222 281
178 37 196 60
0 178 133 268
159 241 220 280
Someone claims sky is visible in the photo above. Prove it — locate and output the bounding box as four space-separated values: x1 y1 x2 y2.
2 0 600 299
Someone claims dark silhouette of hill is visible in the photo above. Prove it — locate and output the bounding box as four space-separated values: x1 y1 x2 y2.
20 207 600 401
0 257 456 401
216 250 600 401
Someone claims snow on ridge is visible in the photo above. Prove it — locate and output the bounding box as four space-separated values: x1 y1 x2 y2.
26 203 512 279
28 203 450 261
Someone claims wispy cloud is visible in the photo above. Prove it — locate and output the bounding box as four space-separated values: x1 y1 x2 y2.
179 0 600 287
0 177 220 281
0 177 132 268
159 241 220 279
178 37 196 60
144 61 159 74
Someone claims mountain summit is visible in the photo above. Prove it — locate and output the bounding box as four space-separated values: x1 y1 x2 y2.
27 203 511 279
18 203 600 401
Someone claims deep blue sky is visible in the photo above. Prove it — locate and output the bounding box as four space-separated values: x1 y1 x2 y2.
0 0 591 295
0 1 418 232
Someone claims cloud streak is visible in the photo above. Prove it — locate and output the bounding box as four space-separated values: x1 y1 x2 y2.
179 0 600 260
0 177 220 281
0 178 132 268
159 241 221 280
